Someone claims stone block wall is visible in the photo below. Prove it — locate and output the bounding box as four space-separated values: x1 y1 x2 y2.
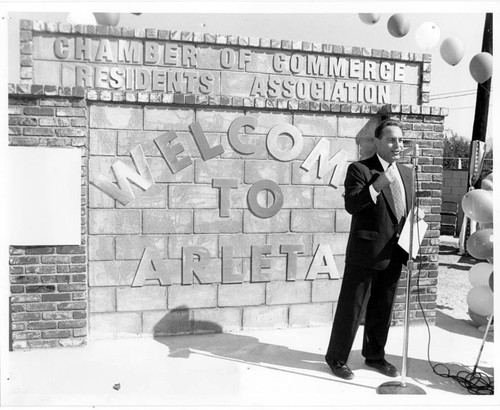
86 101 360 339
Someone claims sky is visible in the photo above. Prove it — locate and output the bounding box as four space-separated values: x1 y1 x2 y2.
2 2 498 147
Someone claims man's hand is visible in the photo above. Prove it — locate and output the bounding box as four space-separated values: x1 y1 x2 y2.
372 165 398 193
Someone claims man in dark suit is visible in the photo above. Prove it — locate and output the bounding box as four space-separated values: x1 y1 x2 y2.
325 119 413 380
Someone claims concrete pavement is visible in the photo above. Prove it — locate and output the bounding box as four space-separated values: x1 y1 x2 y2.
0 236 496 409
1 313 495 408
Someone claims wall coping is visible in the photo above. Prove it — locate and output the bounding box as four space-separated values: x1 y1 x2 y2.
8 83 449 117
21 19 431 63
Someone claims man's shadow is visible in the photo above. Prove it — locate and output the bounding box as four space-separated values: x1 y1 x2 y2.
153 306 326 372
152 306 493 395
152 306 374 389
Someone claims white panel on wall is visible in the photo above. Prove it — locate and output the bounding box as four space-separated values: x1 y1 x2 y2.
8 147 81 246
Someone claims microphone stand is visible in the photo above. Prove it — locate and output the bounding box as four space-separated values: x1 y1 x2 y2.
377 144 426 395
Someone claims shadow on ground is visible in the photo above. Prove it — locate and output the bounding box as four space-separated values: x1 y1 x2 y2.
152 308 493 395
152 308 375 390
348 351 493 395
435 310 494 342
438 244 476 271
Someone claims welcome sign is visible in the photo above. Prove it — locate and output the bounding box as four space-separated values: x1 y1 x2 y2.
12 20 438 340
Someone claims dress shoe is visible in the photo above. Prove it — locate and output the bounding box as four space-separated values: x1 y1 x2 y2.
325 356 354 380
365 358 399 377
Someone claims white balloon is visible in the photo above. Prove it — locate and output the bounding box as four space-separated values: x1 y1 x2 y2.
467 286 494 316
67 12 96 25
415 22 441 50
468 263 493 287
440 37 465 66
359 13 380 25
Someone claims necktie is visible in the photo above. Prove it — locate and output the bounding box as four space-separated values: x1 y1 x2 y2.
389 164 406 222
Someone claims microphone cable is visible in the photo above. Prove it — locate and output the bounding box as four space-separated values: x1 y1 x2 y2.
413 162 494 395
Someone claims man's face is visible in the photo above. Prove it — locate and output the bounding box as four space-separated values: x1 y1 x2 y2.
374 126 404 164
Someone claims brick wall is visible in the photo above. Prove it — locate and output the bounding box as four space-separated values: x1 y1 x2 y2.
383 107 444 324
8 86 88 349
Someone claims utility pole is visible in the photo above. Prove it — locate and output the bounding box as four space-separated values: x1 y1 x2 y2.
459 12 492 254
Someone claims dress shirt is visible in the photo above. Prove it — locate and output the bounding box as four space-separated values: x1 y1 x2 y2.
369 154 406 205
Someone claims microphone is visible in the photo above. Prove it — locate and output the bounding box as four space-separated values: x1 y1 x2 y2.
401 143 419 157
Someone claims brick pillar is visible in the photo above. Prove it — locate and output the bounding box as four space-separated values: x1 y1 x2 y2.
8 85 89 349
381 105 448 325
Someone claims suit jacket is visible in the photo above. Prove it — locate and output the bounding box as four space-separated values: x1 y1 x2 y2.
344 154 413 271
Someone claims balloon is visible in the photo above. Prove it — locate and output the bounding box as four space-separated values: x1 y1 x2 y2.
467 286 494 316
415 22 440 50
67 12 97 25
468 308 490 328
468 262 493 287
481 172 493 191
489 272 494 292
359 13 380 25
440 37 465 66
387 14 411 38
94 13 121 26
469 52 493 83
467 228 493 260
481 179 493 191
461 189 493 223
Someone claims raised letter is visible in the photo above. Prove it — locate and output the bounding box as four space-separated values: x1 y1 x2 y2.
239 49 252 69
95 39 113 62
136 68 151 90
182 45 198 67
90 145 154 206
54 37 69 59
228 116 258 155
377 84 390 104
199 72 214 94
75 37 92 61
144 41 160 64
305 244 340 280
132 246 171 287
300 138 348 186
247 179 283 219
307 55 325 76
394 63 406 82
380 62 391 81
266 123 304 161
182 246 211 285
154 131 193 174
189 121 225 161
273 53 287 73
220 48 236 69
75 66 93 87
109 67 125 89
212 178 239 218
118 40 142 63
329 57 347 77
250 76 267 97
251 245 272 282
280 244 305 281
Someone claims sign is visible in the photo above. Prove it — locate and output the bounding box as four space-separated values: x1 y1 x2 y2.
31 33 421 104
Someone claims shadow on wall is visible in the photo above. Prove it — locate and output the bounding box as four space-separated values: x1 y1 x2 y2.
355 118 379 161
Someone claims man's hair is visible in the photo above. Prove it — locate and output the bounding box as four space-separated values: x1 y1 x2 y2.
374 119 403 140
